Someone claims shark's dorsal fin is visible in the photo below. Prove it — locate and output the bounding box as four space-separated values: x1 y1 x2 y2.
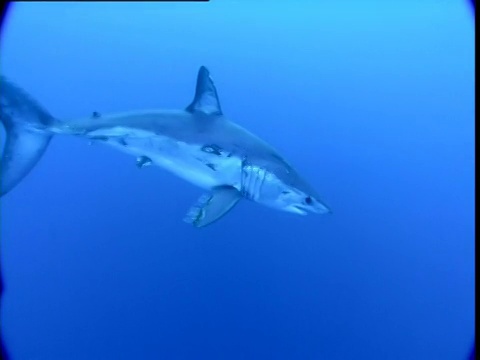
185 66 223 116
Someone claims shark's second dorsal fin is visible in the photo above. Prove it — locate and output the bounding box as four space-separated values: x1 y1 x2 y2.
186 66 222 116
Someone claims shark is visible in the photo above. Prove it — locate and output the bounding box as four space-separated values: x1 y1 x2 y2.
0 66 331 227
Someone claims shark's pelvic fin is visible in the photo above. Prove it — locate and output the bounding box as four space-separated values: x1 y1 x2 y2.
183 185 241 227
136 155 152 168
185 66 223 116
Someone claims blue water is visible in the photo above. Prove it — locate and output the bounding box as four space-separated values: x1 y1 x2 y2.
0 2 475 359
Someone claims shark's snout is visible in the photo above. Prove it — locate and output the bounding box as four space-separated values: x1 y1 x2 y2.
313 201 332 214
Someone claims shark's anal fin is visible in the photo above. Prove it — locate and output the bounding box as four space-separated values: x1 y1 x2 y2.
185 66 223 116
184 186 241 227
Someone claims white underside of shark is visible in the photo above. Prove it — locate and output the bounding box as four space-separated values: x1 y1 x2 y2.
88 127 242 191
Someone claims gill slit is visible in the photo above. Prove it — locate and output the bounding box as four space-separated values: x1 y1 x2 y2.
241 161 267 201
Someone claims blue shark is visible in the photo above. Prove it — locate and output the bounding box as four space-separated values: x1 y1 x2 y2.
0 66 331 227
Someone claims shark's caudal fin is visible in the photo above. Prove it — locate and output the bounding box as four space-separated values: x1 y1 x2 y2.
0 76 56 196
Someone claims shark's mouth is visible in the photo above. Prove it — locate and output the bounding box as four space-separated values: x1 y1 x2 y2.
294 206 309 215
285 205 308 216
288 201 331 216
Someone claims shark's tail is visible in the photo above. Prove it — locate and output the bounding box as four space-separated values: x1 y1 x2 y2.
0 76 58 196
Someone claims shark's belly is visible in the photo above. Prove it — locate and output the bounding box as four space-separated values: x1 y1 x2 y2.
98 133 242 190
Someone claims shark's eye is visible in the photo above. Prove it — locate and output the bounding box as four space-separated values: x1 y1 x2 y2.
305 196 313 205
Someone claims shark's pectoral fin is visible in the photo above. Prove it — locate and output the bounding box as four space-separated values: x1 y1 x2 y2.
183 186 241 227
185 66 223 116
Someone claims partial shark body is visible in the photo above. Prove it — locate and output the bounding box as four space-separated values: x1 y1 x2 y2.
1 67 331 227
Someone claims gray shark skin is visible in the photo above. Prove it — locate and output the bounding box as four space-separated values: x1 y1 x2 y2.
0 67 331 227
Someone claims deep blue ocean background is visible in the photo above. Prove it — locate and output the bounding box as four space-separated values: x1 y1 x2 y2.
0 2 475 359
